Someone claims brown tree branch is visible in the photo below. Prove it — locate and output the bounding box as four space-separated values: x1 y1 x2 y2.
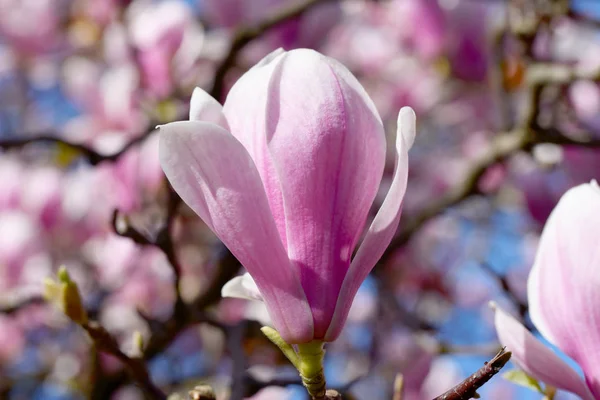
382 71 600 261
0 127 155 165
0 295 45 314
209 0 336 99
82 321 167 400
479 262 529 322
385 127 534 257
432 348 512 400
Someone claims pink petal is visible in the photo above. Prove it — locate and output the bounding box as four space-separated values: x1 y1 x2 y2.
263 49 386 338
493 305 593 400
324 107 414 341
223 49 289 248
527 181 600 397
189 87 229 129
159 121 313 342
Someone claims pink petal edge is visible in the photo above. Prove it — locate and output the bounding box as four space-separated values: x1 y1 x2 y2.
189 87 229 129
324 107 415 341
527 181 600 397
493 304 593 400
158 120 313 342
265 49 387 338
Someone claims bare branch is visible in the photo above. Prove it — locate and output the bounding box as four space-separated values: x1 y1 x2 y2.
82 321 167 400
526 63 600 86
209 0 336 99
0 127 155 166
0 295 45 314
432 348 512 400
384 127 533 258
479 263 529 322
382 77 600 260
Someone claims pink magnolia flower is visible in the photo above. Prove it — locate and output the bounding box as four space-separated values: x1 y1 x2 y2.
159 49 415 343
128 0 204 98
0 0 63 55
392 0 447 60
493 182 600 399
204 0 339 54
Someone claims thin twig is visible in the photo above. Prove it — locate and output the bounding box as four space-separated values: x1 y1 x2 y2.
229 321 250 400
382 86 600 260
384 127 533 258
0 128 155 166
111 210 153 246
526 63 600 86
432 348 512 400
209 0 336 99
82 321 167 400
0 295 45 314
567 9 600 30
479 263 529 322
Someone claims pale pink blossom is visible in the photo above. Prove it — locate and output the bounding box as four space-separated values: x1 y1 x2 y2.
391 0 446 60
62 59 146 144
95 133 163 214
204 0 339 53
517 148 600 223
0 0 63 55
0 315 25 363
159 49 414 343
494 182 600 399
128 0 204 98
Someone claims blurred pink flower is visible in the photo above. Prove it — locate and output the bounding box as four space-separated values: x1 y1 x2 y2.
392 0 446 60
378 330 437 399
569 80 600 131
204 0 339 53
83 0 133 26
109 247 174 317
95 133 163 214
129 0 204 98
0 0 64 55
21 166 63 230
62 59 146 144
494 182 600 399
0 157 23 210
446 2 489 82
159 49 414 343
0 315 25 363
0 210 41 289
202 0 282 27
517 147 600 224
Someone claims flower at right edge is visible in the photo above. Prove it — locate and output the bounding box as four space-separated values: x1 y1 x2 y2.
493 181 600 400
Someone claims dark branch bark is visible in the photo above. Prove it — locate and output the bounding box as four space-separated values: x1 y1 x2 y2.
82 321 167 400
432 348 511 400
0 295 45 314
209 0 336 100
0 128 155 165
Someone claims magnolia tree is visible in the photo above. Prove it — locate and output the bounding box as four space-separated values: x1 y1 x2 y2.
1 0 600 400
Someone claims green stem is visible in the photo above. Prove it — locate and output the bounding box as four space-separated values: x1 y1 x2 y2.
297 341 326 400
260 327 326 400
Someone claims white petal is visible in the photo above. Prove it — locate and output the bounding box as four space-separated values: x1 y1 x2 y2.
189 87 229 129
222 273 264 301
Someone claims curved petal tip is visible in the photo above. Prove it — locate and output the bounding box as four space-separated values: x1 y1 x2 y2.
189 87 229 129
398 107 416 150
254 48 286 69
222 273 264 301
493 305 594 400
